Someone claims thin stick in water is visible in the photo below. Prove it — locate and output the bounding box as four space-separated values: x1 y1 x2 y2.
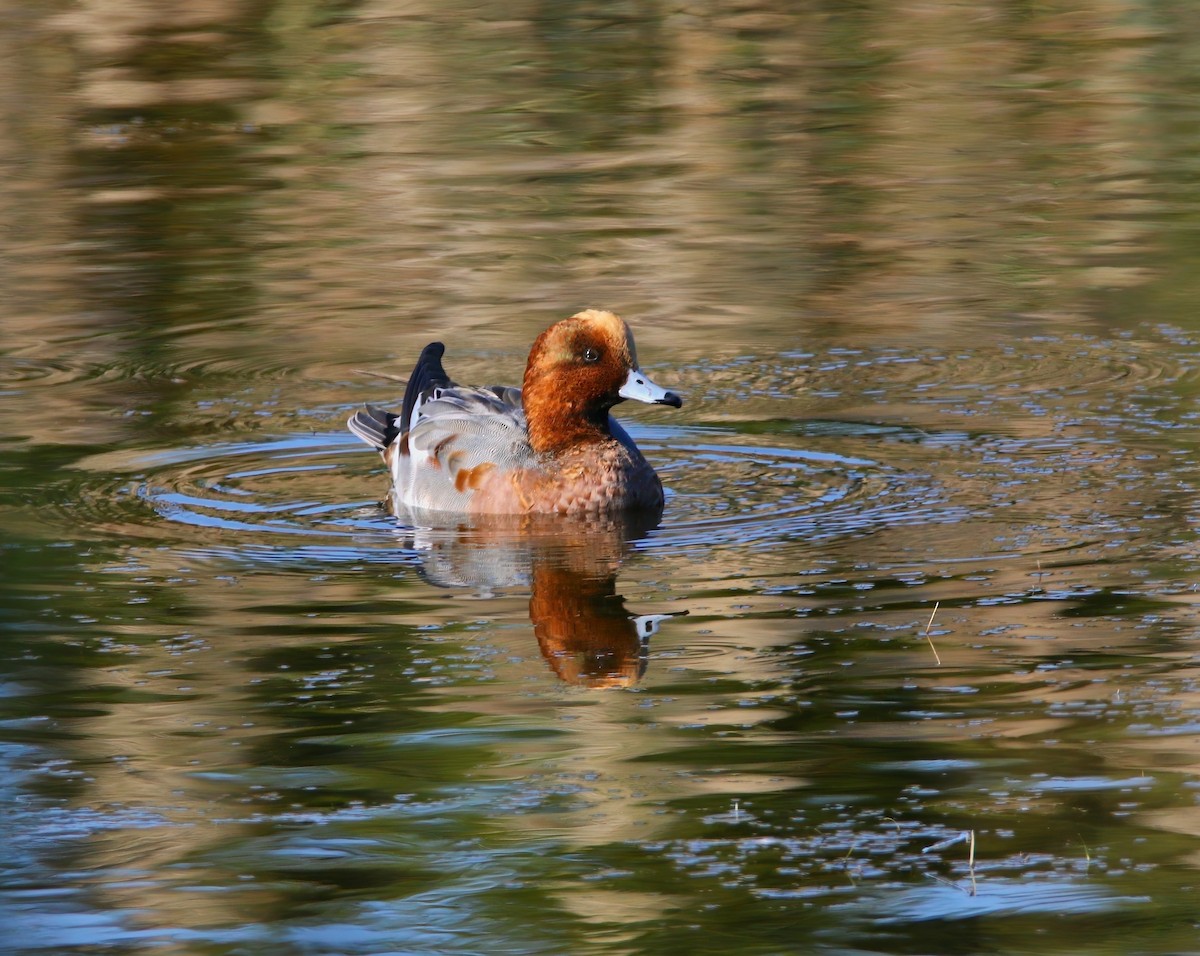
968 829 977 896
923 601 942 666
352 368 409 384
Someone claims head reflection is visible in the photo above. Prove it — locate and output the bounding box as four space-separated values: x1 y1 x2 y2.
392 495 685 687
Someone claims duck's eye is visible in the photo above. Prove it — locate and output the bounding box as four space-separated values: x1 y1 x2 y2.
582 347 601 364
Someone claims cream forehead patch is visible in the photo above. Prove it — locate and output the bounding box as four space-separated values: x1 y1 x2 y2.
571 309 635 360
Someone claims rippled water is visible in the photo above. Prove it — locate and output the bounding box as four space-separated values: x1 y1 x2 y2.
5 3 1200 955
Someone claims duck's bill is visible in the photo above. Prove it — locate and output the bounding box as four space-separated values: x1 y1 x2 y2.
619 367 683 408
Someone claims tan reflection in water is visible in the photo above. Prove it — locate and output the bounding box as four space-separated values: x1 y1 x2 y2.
395 496 685 688
0 0 1185 415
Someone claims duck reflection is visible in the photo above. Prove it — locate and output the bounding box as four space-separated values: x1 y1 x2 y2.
391 493 685 688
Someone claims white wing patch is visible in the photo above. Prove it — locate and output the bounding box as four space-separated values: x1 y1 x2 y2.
392 384 536 511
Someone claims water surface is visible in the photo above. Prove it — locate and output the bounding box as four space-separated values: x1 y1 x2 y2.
4 3 1200 954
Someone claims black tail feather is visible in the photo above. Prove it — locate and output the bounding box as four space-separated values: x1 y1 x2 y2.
401 341 451 432
348 342 452 452
347 404 400 451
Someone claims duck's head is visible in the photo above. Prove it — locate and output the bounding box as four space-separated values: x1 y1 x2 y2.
523 310 682 452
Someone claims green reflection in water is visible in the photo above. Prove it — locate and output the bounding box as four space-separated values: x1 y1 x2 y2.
4 2 1200 954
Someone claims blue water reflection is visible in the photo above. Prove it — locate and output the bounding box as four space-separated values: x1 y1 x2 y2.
5 3 1200 955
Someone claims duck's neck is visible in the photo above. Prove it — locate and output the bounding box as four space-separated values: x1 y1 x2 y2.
523 383 613 455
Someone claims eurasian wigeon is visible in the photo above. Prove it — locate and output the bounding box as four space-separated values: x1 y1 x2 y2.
347 309 683 515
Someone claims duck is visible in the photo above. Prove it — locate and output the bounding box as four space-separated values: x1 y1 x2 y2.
347 309 683 515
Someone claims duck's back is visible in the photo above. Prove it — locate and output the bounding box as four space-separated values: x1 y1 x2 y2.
396 384 535 513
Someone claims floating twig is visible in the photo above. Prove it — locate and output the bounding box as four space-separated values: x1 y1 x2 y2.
922 831 969 854
968 828 977 896
923 829 977 896
923 601 942 666
351 368 409 384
